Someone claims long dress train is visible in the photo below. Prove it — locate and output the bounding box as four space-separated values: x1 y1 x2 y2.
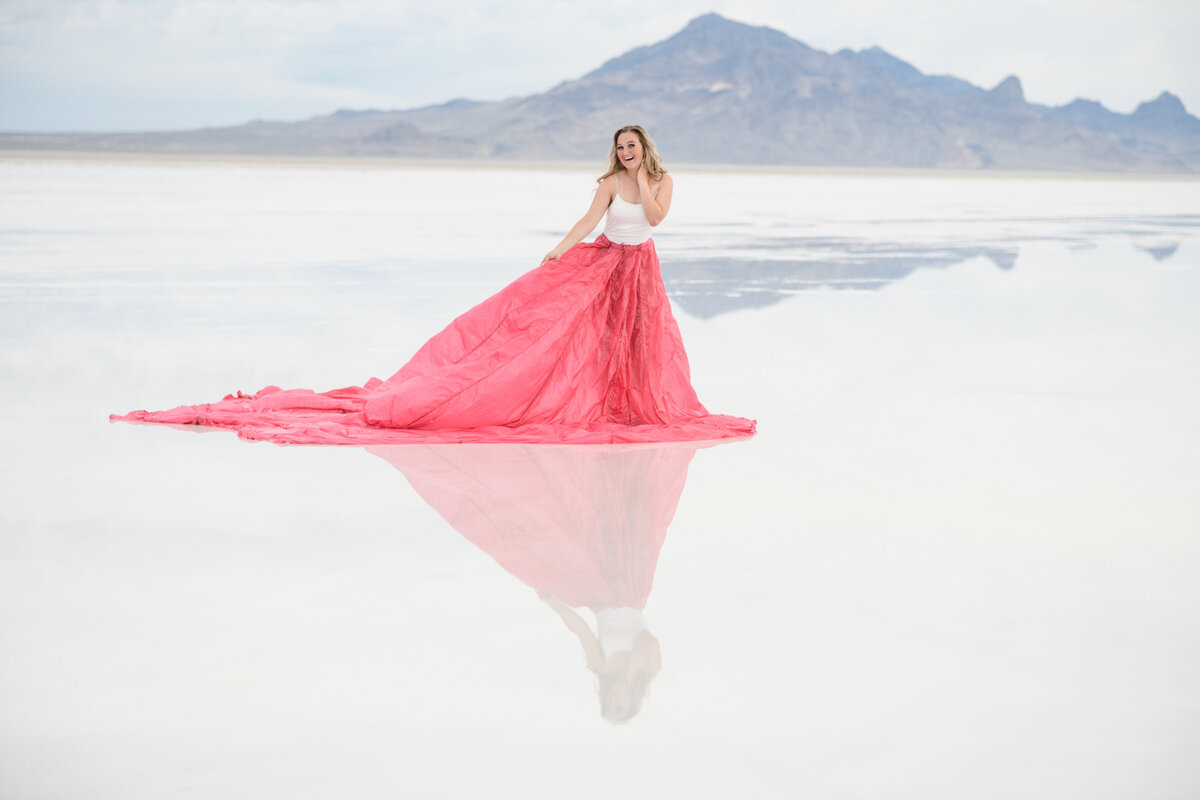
111 234 756 445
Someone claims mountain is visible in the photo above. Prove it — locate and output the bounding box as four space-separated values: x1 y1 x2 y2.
4 13 1198 172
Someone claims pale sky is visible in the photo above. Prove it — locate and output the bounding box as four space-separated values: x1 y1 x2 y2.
1 0 1197 132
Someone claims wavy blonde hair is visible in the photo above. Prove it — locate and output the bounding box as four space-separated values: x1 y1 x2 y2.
598 125 668 184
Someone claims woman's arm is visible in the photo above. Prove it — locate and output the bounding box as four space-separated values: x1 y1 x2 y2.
541 176 618 264
638 169 673 226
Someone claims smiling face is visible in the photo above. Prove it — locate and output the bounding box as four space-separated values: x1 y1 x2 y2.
600 125 664 185
615 132 643 171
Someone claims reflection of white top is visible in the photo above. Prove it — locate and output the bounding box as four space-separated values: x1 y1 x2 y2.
603 192 653 245
596 607 648 656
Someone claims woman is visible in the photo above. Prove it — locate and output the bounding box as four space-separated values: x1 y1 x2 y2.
113 126 755 445
541 124 674 264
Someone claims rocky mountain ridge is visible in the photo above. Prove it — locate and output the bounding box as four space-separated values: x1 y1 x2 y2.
4 13 1197 172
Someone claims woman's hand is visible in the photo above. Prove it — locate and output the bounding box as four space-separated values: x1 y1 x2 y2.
541 246 567 264
638 172 672 226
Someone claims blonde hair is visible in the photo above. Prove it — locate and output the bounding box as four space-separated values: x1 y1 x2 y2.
598 125 668 184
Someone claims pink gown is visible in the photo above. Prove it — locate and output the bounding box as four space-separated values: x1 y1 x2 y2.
111 190 756 445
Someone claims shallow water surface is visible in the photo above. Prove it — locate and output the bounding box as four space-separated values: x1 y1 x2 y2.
1 155 1199 799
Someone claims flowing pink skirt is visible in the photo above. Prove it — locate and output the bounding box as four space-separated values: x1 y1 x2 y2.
111 236 756 445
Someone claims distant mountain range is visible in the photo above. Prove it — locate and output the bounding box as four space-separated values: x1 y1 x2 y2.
4 13 1198 172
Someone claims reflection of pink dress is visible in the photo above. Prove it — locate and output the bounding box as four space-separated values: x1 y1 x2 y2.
369 443 699 610
112 200 756 444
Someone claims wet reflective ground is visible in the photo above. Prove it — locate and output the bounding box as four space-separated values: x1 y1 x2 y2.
2 155 1199 798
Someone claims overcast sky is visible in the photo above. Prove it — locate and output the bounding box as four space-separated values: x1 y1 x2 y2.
1 0 1197 132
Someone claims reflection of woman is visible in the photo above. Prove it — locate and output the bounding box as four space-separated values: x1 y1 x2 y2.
113 125 754 445
368 442 701 721
540 595 663 723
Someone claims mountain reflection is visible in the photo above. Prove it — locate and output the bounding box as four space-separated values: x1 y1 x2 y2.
367 442 711 722
661 247 1017 318
1136 242 1181 261
656 213 1198 318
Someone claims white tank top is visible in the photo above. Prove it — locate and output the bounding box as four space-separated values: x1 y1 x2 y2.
595 608 648 656
603 182 653 245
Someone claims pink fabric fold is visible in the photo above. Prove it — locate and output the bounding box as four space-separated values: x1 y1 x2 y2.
112 236 757 445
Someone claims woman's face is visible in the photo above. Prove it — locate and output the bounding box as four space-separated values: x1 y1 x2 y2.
615 133 643 171
601 680 633 720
